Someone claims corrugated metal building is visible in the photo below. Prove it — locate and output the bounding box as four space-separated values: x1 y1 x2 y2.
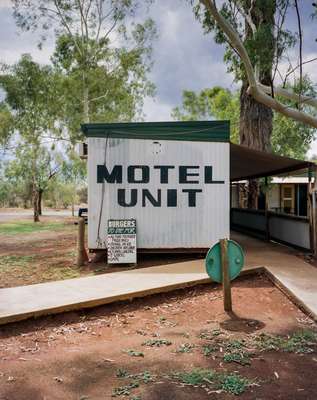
82 121 230 251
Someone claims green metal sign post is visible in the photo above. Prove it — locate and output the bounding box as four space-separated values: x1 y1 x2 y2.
205 239 244 312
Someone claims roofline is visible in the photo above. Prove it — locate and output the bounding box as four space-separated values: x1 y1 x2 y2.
231 162 314 182
81 120 230 142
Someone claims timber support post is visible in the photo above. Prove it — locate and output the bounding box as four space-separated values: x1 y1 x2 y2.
77 217 89 266
265 177 270 242
310 166 317 257
220 238 232 312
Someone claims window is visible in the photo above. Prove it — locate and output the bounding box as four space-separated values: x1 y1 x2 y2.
281 184 294 214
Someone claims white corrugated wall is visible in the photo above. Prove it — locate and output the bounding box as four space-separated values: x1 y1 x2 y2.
88 137 229 249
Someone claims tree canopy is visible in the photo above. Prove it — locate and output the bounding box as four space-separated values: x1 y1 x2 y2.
173 82 315 160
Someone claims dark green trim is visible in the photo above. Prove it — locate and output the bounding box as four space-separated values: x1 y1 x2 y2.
81 121 230 142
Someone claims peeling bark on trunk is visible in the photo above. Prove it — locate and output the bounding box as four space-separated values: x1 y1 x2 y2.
240 81 273 152
239 0 275 209
240 81 273 209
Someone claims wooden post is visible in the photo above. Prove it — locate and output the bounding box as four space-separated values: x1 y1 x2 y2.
265 177 270 242
77 217 89 266
311 166 317 257
308 167 314 255
220 238 232 312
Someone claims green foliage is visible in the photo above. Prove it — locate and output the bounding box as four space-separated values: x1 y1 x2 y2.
198 328 222 340
172 87 239 143
223 351 251 366
0 55 66 218
176 343 195 353
173 84 315 159
172 368 216 385
171 368 251 395
271 76 317 159
142 339 172 347
124 349 144 357
116 369 156 384
254 330 317 354
219 373 250 395
0 103 14 147
202 344 217 356
13 0 157 141
112 381 139 397
192 1 296 83
225 339 245 351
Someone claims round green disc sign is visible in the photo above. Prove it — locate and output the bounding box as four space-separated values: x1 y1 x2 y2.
205 240 244 283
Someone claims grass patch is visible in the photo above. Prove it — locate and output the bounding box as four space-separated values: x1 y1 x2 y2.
112 381 139 397
171 368 252 395
202 344 217 356
220 373 251 395
223 351 251 366
116 369 156 384
0 220 67 235
42 266 82 281
0 255 35 272
142 339 172 347
176 343 195 353
124 349 144 358
198 329 222 340
254 330 317 354
225 339 245 351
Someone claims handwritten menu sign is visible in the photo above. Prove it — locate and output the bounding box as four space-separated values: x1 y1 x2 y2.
107 219 137 264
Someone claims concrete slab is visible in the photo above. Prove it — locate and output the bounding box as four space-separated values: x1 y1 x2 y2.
0 233 316 325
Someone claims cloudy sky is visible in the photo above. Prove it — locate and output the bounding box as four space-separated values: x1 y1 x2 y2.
0 0 316 153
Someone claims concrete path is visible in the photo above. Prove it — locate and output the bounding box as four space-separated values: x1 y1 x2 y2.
0 233 316 325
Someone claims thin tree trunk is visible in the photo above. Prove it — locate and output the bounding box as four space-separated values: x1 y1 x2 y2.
83 71 90 123
33 185 40 222
38 189 43 216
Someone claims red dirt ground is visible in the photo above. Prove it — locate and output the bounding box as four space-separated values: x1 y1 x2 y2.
0 274 316 400
0 215 199 288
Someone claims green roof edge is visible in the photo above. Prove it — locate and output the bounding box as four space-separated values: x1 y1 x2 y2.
81 120 230 142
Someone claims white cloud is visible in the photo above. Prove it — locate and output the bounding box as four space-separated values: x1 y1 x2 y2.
0 0 11 9
143 97 173 122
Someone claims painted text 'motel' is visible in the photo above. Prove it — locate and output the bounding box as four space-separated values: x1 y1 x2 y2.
97 165 225 207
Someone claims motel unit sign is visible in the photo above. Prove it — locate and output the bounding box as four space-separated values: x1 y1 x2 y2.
97 164 225 207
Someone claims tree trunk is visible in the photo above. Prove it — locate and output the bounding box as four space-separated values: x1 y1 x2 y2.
240 81 273 209
239 0 275 209
83 71 90 123
38 189 43 216
33 185 40 222
239 81 273 152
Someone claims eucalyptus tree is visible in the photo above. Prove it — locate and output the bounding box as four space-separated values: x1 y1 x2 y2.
13 0 157 141
0 55 62 221
171 86 240 143
193 0 317 136
173 80 316 160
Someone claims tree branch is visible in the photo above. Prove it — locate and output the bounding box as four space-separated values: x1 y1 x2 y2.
258 83 317 109
294 0 303 108
199 0 317 129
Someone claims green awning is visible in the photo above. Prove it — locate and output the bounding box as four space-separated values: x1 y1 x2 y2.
81 121 230 142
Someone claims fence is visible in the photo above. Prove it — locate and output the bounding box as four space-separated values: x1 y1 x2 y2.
231 208 311 251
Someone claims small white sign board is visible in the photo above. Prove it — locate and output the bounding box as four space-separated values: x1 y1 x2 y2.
107 219 137 264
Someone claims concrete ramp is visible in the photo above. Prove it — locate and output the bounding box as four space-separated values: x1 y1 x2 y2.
1 233 317 325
